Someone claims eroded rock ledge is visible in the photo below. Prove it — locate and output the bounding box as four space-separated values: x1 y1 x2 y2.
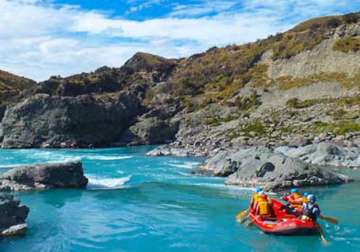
0 161 88 191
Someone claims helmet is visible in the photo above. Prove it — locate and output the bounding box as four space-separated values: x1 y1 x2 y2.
303 192 309 197
290 188 298 194
255 187 263 193
307 194 316 203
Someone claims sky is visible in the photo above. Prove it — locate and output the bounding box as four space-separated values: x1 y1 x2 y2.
0 0 359 81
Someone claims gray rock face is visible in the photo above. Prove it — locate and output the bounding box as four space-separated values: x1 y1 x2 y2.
119 116 179 145
276 142 360 168
203 147 351 191
0 161 88 191
1 92 143 148
0 194 29 236
202 146 271 176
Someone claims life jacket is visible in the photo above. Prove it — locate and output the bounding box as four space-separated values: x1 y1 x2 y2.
288 193 303 208
250 193 257 209
301 196 309 205
255 194 264 210
258 201 269 216
256 199 270 216
250 193 262 212
303 203 320 221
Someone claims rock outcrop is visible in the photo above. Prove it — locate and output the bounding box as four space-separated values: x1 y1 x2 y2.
276 142 360 168
119 116 179 145
1 91 143 148
0 161 88 191
202 147 351 191
0 194 29 236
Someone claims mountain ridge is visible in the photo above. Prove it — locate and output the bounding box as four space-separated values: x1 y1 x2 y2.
1 11 360 149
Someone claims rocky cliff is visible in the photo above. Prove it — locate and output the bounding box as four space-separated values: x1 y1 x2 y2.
1 12 360 149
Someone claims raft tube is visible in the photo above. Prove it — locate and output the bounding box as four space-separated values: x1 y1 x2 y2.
248 199 318 235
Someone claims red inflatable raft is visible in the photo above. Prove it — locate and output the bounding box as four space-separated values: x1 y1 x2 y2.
248 198 318 235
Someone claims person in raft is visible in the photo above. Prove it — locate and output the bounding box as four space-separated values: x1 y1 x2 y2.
250 187 263 213
255 193 274 220
301 194 321 222
282 188 309 214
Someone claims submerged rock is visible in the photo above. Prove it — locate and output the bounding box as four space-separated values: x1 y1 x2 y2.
0 194 29 236
203 146 351 191
0 161 88 191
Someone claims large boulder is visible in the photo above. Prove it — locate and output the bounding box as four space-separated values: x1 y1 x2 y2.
0 194 29 236
201 146 271 176
204 147 351 191
0 161 88 191
1 91 143 148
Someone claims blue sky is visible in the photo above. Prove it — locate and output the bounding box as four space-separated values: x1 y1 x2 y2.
0 0 359 81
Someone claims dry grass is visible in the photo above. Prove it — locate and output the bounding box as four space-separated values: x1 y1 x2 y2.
277 72 360 90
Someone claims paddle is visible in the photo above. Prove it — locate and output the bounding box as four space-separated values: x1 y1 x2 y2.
247 219 255 227
316 224 329 245
240 215 249 224
320 215 338 225
236 209 248 222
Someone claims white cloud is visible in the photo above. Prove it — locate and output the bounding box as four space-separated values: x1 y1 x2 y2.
126 0 163 14
70 12 287 46
0 0 357 81
170 1 237 17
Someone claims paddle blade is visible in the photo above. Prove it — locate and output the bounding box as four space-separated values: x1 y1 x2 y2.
236 209 248 221
247 220 255 227
317 224 329 245
320 215 338 225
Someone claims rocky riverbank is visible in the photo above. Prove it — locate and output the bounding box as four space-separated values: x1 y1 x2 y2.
148 142 355 191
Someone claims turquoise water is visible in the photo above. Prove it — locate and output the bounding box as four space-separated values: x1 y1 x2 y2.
0 146 359 252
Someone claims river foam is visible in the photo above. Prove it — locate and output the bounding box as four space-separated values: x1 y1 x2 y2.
87 175 132 190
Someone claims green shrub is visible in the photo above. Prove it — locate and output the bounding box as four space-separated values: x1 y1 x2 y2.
233 93 261 111
241 120 266 136
286 98 319 109
312 120 360 135
249 64 269 87
204 115 239 126
333 36 360 53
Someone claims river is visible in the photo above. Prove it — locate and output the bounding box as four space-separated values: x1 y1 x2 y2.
0 146 359 252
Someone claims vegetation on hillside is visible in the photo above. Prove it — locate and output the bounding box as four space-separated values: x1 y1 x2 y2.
333 36 360 53
0 70 36 107
312 120 360 135
155 11 360 111
277 71 360 90
0 70 35 92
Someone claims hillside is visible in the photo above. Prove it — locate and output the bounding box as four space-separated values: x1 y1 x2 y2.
0 70 36 118
1 12 360 149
